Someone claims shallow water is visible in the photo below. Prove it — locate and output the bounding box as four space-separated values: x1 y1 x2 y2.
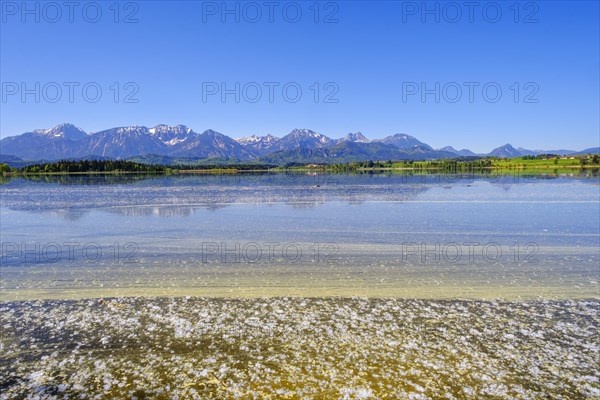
1 297 598 399
1 173 599 398
1 173 599 300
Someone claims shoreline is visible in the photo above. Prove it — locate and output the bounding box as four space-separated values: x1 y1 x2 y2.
2 164 599 177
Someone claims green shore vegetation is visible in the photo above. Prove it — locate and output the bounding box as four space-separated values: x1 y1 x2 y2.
1 153 598 177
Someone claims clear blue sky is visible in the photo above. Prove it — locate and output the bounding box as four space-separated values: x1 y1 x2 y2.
1 0 598 152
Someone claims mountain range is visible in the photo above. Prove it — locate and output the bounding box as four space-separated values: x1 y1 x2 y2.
0 123 598 165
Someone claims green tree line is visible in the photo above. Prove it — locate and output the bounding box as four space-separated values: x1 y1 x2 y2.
15 160 168 174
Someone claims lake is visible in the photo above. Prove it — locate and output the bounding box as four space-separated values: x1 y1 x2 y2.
1 172 598 300
1 172 599 398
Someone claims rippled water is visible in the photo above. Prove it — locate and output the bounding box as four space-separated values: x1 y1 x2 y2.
2 298 598 399
1 172 599 398
1 173 599 300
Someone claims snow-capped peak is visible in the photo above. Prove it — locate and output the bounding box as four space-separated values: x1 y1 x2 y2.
236 134 279 144
32 123 88 141
289 128 332 142
235 135 262 143
148 124 192 135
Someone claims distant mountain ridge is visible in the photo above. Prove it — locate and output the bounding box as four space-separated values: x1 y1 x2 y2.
235 134 279 155
271 129 333 152
487 143 578 158
374 133 433 151
336 132 370 144
0 123 597 165
439 146 479 157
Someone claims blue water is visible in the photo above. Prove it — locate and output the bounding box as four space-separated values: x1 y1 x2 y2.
1 173 599 298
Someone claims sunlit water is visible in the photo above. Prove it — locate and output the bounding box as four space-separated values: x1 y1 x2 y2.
1 173 598 300
1 172 599 398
